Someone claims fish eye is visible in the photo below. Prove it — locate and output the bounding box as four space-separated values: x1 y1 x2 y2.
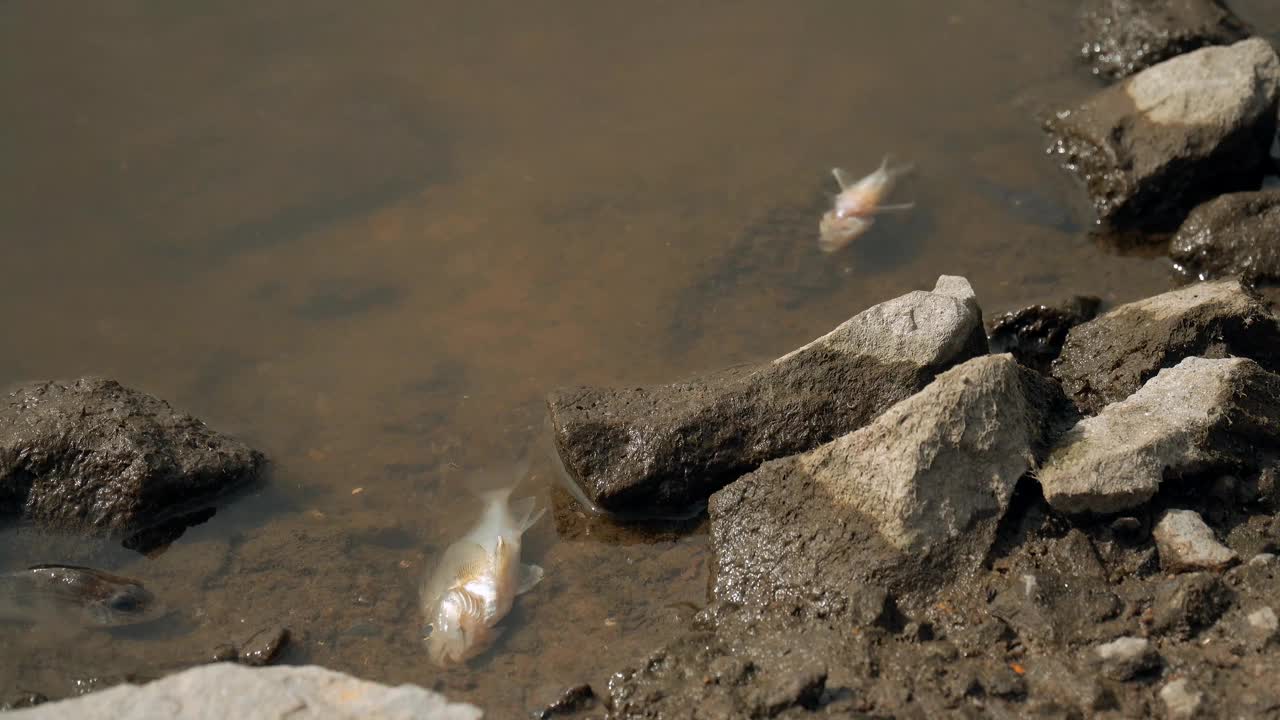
422 623 435 639
107 593 140 612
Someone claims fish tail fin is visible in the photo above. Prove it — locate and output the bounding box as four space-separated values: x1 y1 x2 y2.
509 495 546 533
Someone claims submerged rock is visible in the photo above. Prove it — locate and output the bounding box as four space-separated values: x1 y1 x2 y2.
1046 38 1280 232
1079 0 1251 80
709 354 1060 612
1169 190 1280 284
0 378 265 533
1051 279 1280 415
5 664 481 719
1153 509 1239 572
1039 357 1280 514
547 276 987 515
987 295 1101 374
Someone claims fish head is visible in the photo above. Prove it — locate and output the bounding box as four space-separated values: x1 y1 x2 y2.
424 588 491 667
818 212 873 253
84 582 167 627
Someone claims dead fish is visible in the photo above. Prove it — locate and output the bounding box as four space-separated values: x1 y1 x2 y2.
420 486 545 666
819 157 915 253
0 565 166 627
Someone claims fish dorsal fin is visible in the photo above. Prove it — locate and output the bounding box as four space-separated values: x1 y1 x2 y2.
517 563 544 595
832 167 856 191
509 496 546 533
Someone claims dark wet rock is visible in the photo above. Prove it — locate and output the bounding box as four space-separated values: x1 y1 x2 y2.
1079 0 1251 80
1039 357 1280 514
1150 572 1230 639
1154 510 1239 572
987 295 1101 374
0 378 265 533
532 683 595 719
1170 190 1280 284
1046 38 1280 232
1093 636 1158 681
237 625 290 667
710 354 1061 612
1051 279 1280 415
604 631 826 719
548 275 987 516
847 583 895 630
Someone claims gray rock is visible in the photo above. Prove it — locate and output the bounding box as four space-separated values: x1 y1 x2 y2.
1151 572 1230 639
1240 606 1280 651
6 664 481 719
1079 0 1251 80
1051 279 1280 415
1045 38 1280 232
1170 190 1280 284
1094 636 1159 681
986 295 1101 374
709 354 1060 612
1039 357 1280 514
1153 510 1239 572
548 275 987 515
0 378 265 533
1250 553 1278 566
1160 678 1205 720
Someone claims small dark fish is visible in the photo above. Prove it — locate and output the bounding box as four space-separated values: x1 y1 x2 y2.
0 565 166 628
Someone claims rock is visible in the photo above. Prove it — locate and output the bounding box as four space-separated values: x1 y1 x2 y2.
709 354 1061 612
0 378 265 533
548 275 987 515
1093 636 1159 681
1052 279 1280 415
532 683 595 719
1150 572 1230 639
1045 38 1280 232
5 664 481 719
1153 510 1239 572
1039 357 1280 514
1160 678 1205 720
605 632 826 719
987 295 1101 373
1244 606 1279 649
1079 0 1251 80
1170 190 1280 284
1250 553 1278 566
237 625 290 667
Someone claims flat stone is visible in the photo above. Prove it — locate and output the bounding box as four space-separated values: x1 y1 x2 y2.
986 295 1101 374
0 378 266 533
1079 0 1251 80
1039 357 1280 514
1160 678 1205 720
1052 279 1280 415
548 275 987 515
1153 510 1239 572
1094 636 1158 681
5 664 481 719
1046 38 1280 232
1170 190 1280 284
709 354 1061 612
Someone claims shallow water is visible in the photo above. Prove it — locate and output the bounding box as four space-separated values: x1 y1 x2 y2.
2 0 1279 713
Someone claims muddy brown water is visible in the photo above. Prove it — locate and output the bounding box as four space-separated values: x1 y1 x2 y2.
3 0 1280 714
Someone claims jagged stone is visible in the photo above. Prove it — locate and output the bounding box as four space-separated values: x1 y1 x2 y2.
709 354 1060 613
1170 190 1280 284
1154 510 1239 572
1051 279 1280 415
1046 38 1280 232
548 276 987 515
1039 357 1280 514
1079 0 1251 80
